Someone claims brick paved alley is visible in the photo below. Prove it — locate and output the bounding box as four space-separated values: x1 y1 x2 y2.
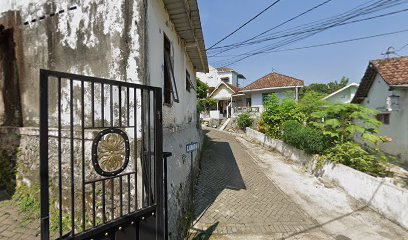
0 199 40 240
190 129 330 240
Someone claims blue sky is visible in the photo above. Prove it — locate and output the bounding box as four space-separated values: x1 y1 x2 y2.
197 0 408 86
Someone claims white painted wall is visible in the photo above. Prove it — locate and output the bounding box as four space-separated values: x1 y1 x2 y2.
211 84 234 100
197 65 218 87
196 66 240 87
146 0 197 127
361 74 408 164
249 88 295 112
146 1 203 238
324 85 358 104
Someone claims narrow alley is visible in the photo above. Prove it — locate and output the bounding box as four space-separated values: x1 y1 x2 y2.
189 129 408 240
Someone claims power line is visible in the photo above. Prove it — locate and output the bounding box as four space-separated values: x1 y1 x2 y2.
212 0 408 66
209 7 408 58
221 28 408 67
209 0 405 57
210 0 335 57
397 42 408 51
206 0 283 50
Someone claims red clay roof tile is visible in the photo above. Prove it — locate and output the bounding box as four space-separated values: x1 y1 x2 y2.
243 72 304 91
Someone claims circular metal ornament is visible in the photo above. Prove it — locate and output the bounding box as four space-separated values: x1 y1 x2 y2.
92 128 130 176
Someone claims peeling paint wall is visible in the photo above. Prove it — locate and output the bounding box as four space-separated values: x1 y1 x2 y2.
1 0 144 126
145 0 202 238
1 0 202 238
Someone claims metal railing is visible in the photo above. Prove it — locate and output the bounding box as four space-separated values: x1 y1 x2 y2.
233 107 260 115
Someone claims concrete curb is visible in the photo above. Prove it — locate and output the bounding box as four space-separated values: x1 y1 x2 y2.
245 127 408 230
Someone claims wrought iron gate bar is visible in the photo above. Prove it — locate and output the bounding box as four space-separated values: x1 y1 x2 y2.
69 78 75 236
39 69 166 240
40 70 160 91
70 205 157 240
57 77 63 238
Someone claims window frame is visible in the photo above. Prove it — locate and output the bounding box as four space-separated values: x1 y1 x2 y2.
376 113 390 125
163 34 179 105
186 70 191 92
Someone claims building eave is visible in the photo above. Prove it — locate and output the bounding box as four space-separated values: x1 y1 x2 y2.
162 0 209 73
322 83 359 100
241 85 303 93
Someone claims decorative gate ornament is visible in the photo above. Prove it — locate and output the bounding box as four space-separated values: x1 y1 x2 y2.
92 128 130 176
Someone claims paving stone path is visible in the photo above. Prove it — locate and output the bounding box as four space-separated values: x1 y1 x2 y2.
0 199 40 240
191 129 323 239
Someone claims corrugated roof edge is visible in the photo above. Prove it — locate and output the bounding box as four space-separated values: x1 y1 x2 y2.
162 0 209 73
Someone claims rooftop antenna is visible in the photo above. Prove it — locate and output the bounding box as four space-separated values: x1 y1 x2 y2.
381 46 397 58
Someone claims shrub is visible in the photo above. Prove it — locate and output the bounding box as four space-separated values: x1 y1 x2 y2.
320 142 390 177
257 118 266 133
310 103 387 145
282 120 329 154
197 98 217 113
298 91 327 120
236 113 254 130
262 94 306 139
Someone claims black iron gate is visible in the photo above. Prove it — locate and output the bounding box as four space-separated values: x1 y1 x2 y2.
39 70 167 240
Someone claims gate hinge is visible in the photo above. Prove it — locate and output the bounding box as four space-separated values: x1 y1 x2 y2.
157 111 161 120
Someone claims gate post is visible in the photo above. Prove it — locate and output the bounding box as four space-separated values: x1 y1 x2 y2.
39 69 50 240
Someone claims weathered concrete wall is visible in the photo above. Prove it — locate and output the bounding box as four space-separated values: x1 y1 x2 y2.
145 0 203 238
245 127 408 230
1 0 203 238
1 0 144 126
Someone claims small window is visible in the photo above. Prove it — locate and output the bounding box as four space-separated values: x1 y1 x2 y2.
376 113 390 125
246 98 251 107
186 71 191 92
221 77 229 83
163 35 179 105
262 93 274 103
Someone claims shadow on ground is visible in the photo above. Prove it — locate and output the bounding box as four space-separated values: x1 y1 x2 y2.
193 130 246 220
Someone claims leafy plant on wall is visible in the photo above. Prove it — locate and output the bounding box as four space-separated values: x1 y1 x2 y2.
310 103 387 145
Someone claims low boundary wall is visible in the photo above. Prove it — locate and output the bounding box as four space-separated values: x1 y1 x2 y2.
245 127 408 230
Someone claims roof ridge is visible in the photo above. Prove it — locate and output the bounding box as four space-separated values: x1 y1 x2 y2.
370 55 408 63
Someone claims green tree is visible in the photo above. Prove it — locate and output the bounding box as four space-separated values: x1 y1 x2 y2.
262 94 306 138
310 103 386 145
197 98 217 113
302 76 349 96
196 78 209 99
299 91 327 119
196 78 217 113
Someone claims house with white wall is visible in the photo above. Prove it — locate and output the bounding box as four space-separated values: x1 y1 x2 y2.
352 56 408 166
322 82 359 104
232 72 304 115
197 65 246 88
0 0 208 238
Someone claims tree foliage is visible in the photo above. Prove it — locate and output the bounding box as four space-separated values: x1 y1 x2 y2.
257 93 392 177
262 94 306 138
196 78 217 113
310 103 386 145
320 142 390 177
302 76 349 96
197 98 217 113
236 113 254 130
196 78 209 99
283 120 329 154
298 91 327 120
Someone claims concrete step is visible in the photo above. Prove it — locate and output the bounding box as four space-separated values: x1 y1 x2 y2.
219 118 231 131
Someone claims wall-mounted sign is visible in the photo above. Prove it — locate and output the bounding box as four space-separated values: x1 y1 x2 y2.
186 142 199 153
